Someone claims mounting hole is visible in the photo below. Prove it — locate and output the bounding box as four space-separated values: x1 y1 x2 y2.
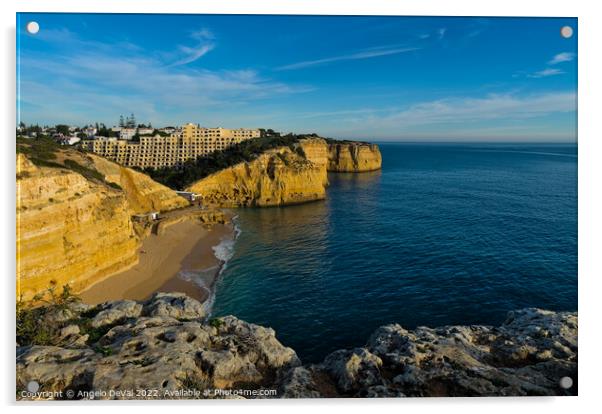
26 21 40 35
26 380 40 393
559 376 573 389
560 26 573 39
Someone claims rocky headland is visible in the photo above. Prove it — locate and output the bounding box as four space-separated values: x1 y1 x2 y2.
187 138 382 207
186 145 327 207
326 140 382 173
16 293 577 399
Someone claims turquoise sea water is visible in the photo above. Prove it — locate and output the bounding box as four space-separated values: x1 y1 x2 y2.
211 143 577 363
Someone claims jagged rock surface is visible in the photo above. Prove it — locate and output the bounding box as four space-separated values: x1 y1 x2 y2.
17 293 300 400
280 308 577 398
17 299 577 399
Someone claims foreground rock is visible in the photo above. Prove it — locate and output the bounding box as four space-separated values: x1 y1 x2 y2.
16 296 576 399
282 308 577 398
17 292 300 400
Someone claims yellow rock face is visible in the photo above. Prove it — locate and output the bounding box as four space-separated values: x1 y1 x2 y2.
16 154 140 300
89 154 189 214
299 138 330 186
187 147 327 207
327 142 382 172
300 138 382 173
187 139 382 208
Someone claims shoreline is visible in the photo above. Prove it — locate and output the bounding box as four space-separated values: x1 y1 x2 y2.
79 215 235 305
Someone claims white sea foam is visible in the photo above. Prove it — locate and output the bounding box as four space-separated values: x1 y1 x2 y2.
204 215 241 315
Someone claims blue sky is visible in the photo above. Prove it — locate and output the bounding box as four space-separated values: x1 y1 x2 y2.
17 14 577 141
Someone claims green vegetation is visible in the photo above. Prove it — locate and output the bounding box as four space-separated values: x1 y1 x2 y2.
181 372 211 392
77 319 120 345
63 159 105 182
96 124 118 137
16 136 60 165
323 137 371 145
144 133 320 189
16 282 129 349
93 345 114 356
55 124 71 136
16 281 81 346
209 318 224 329
107 181 123 190
131 356 155 367
17 137 124 191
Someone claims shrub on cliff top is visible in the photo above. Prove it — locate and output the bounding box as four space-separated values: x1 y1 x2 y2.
17 136 59 161
16 281 81 346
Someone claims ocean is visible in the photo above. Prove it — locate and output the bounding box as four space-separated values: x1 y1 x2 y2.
211 143 578 363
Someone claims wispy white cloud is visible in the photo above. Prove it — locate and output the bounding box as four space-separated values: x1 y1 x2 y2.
171 28 215 66
515 52 575 79
548 52 576 65
276 46 419 71
172 43 215 66
18 28 310 125
303 91 576 140
437 27 447 40
335 92 576 128
527 68 565 78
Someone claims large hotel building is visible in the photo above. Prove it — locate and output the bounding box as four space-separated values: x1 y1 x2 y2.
82 123 261 169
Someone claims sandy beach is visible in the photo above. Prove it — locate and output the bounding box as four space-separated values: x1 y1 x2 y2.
80 218 234 305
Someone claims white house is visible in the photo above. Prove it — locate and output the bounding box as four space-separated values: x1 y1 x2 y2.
84 126 97 138
138 127 154 136
119 128 137 140
176 191 198 202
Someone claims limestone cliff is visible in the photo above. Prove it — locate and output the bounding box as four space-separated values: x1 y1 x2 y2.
17 154 140 301
299 137 382 173
187 138 381 207
298 138 329 186
16 145 191 300
326 141 382 172
88 155 189 214
186 147 326 207
16 297 577 399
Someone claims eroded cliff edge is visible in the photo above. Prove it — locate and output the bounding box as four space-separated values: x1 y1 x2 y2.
187 146 327 207
186 138 382 207
16 294 577 399
326 141 382 172
16 145 190 300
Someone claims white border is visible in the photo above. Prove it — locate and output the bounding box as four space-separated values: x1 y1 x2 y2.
2 1 601 413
